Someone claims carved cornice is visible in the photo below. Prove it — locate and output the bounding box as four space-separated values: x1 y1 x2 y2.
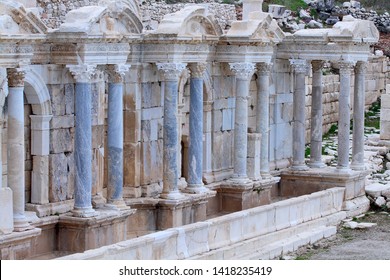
256 63 272 76
311 60 324 72
106 64 130 83
229 62 255 80
354 61 367 75
188 63 207 79
67 64 97 83
157 63 187 81
7 68 26 87
290 59 308 74
338 61 355 76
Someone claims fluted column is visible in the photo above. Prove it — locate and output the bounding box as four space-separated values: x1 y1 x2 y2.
157 63 186 199
309 61 326 168
106 64 130 209
7 68 31 231
351 61 367 171
337 61 355 170
229 62 255 182
186 63 208 193
256 63 272 178
68 64 98 217
290 59 309 171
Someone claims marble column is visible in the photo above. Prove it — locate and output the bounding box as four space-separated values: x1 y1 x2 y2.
0 118 14 234
229 62 255 182
337 61 355 170
309 61 326 168
256 63 272 178
290 59 309 171
68 64 98 217
106 64 130 209
186 63 208 193
7 68 31 231
157 63 186 199
351 61 367 171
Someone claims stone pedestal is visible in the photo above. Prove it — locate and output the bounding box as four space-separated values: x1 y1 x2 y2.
290 60 309 171
0 228 41 259
351 62 367 170
58 209 135 253
157 192 215 230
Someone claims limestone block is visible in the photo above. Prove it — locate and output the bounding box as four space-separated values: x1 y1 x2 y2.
213 109 223 132
64 84 75 115
92 148 104 197
49 85 65 116
222 109 233 131
222 132 233 168
275 201 290 230
50 128 73 154
365 183 390 198
140 140 163 185
49 153 68 202
66 152 74 200
124 83 141 111
31 155 49 204
141 107 163 121
123 186 142 198
92 125 104 149
124 110 140 142
386 84 390 94
0 187 13 234
380 121 390 140
50 115 74 129
214 99 228 110
124 142 141 188
141 182 162 198
381 94 390 109
268 4 286 19
91 82 105 126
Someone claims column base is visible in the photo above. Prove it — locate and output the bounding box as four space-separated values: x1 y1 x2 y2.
72 206 99 218
260 171 272 179
308 161 326 168
58 208 135 253
159 190 186 200
290 164 309 171
13 218 34 232
350 163 366 171
183 184 209 194
106 199 130 211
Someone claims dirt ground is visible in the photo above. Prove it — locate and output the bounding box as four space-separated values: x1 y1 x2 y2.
282 210 390 260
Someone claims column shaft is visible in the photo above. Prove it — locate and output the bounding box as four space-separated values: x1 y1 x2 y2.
157 63 186 199
351 62 367 170
290 60 309 170
309 61 325 168
230 63 255 181
107 65 129 208
337 61 355 170
256 63 271 178
187 63 207 193
68 65 97 217
7 69 31 230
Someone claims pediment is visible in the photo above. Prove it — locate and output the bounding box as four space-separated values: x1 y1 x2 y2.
0 0 47 35
153 5 222 38
56 1 142 36
329 16 379 43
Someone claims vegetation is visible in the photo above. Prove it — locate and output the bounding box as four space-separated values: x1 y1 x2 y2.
264 0 308 13
364 98 381 130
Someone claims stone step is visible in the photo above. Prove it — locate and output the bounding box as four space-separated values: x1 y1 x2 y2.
189 212 345 260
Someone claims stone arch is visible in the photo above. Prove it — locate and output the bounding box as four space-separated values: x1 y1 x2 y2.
24 69 52 115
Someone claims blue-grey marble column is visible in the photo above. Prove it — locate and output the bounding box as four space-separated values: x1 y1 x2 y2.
7 68 31 231
186 63 208 193
309 61 326 168
351 61 367 171
157 63 187 200
337 61 355 171
106 65 130 209
256 63 272 178
68 65 98 217
229 62 255 182
290 59 309 171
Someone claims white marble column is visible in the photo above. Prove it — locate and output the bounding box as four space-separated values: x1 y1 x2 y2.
7 68 31 231
106 64 130 209
68 64 98 217
229 62 255 182
351 61 367 171
0 118 14 234
337 61 355 170
186 63 208 193
309 61 326 168
157 63 186 199
290 59 309 171
256 63 272 178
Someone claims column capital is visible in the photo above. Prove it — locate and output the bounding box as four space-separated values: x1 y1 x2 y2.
355 61 368 74
188 63 207 78
7 68 26 87
67 64 97 83
311 60 324 72
157 63 187 81
338 61 355 75
256 63 272 75
229 62 255 80
290 59 308 73
106 64 130 83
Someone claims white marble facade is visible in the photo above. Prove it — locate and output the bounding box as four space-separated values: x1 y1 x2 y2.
0 0 384 259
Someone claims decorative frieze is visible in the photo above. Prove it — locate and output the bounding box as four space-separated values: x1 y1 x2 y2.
289 59 308 74
157 63 187 81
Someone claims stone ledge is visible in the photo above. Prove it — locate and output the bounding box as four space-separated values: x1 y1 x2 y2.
26 200 74 218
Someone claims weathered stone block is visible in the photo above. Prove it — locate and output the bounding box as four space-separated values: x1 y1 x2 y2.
49 153 68 202
50 115 74 129
49 84 65 116
65 84 75 115
31 155 49 204
124 110 140 142
124 142 141 188
124 82 141 111
50 128 73 154
92 125 104 149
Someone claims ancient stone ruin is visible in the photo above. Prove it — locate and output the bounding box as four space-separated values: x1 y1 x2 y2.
0 0 388 260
